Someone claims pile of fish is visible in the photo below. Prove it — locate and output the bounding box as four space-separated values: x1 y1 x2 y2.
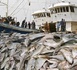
0 32 77 70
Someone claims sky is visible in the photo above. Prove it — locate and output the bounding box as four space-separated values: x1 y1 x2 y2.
0 0 77 23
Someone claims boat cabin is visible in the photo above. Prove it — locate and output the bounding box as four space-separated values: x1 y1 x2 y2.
49 0 77 31
32 9 51 30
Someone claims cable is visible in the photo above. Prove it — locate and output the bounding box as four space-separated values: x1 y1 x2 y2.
11 4 27 16
11 0 30 17
57 0 60 3
8 0 20 11
10 0 24 16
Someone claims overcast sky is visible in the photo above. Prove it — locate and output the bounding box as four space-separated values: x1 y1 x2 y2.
0 0 77 23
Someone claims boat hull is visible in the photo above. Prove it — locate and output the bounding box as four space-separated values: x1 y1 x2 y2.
0 23 39 34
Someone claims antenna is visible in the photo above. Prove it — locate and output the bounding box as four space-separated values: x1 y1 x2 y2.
57 0 60 3
62 0 65 2
0 0 8 17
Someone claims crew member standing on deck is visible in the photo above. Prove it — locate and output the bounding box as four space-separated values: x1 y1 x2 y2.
16 22 20 27
28 21 31 29
60 19 66 32
44 22 49 32
32 20 36 29
21 20 25 28
25 21 27 28
56 21 60 32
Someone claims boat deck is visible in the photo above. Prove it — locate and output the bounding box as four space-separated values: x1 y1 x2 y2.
0 23 40 34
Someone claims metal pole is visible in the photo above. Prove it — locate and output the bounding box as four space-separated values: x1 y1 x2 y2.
0 1 8 17
6 0 8 17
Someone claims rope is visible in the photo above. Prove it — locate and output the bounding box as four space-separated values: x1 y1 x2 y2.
10 0 24 16
8 0 20 11
11 4 26 16
11 0 30 17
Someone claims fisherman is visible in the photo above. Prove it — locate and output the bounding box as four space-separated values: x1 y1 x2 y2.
44 22 49 32
28 21 31 29
56 21 60 32
16 22 20 27
63 19 66 31
25 21 27 28
21 20 25 28
60 19 66 32
32 20 36 29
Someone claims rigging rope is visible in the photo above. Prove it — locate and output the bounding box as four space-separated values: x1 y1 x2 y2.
11 5 26 16
11 0 30 17
8 0 20 11
28 0 30 6
57 0 60 3
10 0 24 16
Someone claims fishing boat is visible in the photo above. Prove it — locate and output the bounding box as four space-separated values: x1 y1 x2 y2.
49 0 77 32
32 9 51 29
33 0 77 32
0 0 40 34
0 23 39 34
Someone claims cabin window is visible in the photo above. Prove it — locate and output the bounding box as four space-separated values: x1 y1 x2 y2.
43 13 46 17
38 14 40 17
47 13 51 17
60 7 62 12
55 8 60 13
53 9 55 13
41 13 43 17
56 8 59 13
63 7 66 12
33 15 37 18
40 13 42 17
33 15 35 19
66 6 69 12
39 14 40 17
50 9 53 14
36 14 40 18
55 8 57 13
70 6 74 12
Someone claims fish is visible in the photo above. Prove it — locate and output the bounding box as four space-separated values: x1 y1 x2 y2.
23 37 31 47
1 57 9 69
29 33 45 41
58 60 71 70
60 48 73 64
32 44 45 57
47 59 59 68
1 47 8 53
70 58 77 68
0 53 5 62
17 50 26 70
49 54 65 61
47 68 59 70
72 47 77 58
26 58 36 70
35 58 47 70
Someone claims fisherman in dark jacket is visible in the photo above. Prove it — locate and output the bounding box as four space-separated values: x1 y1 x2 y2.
21 20 25 28
16 22 20 27
60 19 66 32
32 20 36 29
28 22 31 29
25 22 27 28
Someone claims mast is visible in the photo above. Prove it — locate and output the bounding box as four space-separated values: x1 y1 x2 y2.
0 0 8 17
6 0 8 17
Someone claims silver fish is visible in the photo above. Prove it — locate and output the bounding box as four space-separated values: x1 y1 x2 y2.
1 57 9 69
35 58 47 70
58 60 71 70
72 47 77 58
47 59 59 68
50 54 65 61
60 48 73 64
